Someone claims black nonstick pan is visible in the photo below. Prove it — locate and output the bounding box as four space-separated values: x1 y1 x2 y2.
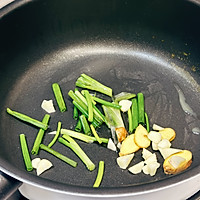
0 0 200 199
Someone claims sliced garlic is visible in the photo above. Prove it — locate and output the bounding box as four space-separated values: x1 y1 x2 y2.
32 158 41 169
119 100 132 112
48 131 57 135
116 153 134 169
158 139 171 149
41 99 56 113
142 148 153 160
168 155 186 169
148 162 160 176
159 148 182 159
152 142 159 151
36 159 53 176
152 124 164 131
128 161 144 174
144 153 157 165
148 131 162 143
107 138 117 152
142 165 150 175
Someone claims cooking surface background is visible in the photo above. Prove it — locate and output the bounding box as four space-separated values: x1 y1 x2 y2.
0 0 200 199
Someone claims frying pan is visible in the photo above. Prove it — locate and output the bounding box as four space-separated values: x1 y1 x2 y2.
0 0 200 199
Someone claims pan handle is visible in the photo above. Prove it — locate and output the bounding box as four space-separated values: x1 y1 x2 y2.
0 171 22 200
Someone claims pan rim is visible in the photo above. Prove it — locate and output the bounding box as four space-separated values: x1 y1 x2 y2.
0 158 199 196
0 0 200 197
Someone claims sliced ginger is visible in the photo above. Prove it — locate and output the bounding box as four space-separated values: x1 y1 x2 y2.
163 150 192 174
159 128 176 141
134 124 150 148
119 134 140 156
116 127 128 143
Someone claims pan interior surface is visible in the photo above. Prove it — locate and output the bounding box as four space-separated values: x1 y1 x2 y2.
0 0 200 194
1 43 200 188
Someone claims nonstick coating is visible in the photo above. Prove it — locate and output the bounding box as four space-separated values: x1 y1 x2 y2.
0 0 200 195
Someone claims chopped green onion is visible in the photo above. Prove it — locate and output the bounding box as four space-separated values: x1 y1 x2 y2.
131 98 138 130
73 105 79 120
75 73 112 97
59 135 95 171
61 129 109 143
128 108 133 133
73 89 80 120
114 92 136 102
93 161 105 188
52 83 67 112
77 90 105 122
145 112 150 132
40 144 77 167
69 90 103 126
92 96 121 109
31 114 51 155
75 119 82 132
137 93 145 124
84 90 93 122
79 115 91 135
48 121 62 148
90 124 102 144
7 108 48 130
72 101 100 128
19 134 33 172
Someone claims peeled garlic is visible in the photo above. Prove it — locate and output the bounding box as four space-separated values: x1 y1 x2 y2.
152 124 164 131
32 158 41 169
159 148 182 159
48 131 57 135
148 131 162 143
128 161 144 174
36 159 53 176
152 142 159 151
107 138 117 152
142 148 153 160
148 162 160 176
144 153 157 165
119 100 132 112
158 139 171 149
41 99 56 113
117 153 134 169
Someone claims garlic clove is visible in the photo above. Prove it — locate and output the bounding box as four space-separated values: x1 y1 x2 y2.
36 159 53 176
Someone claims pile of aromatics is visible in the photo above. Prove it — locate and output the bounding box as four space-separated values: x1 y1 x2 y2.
6 73 193 187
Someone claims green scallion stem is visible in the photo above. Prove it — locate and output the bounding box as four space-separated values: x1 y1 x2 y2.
73 105 79 120
90 124 102 144
137 93 145 124
114 92 136 102
31 114 51 155
52 83 67 112
75 119 82 132
59 136 95 171
48 121 62 148
75 73 112 97
79 115 91 135
92 96 121 109
61 129 109 144
131 98 138 130
7 108 48 130
144 112 150 132
76 90 105 122
84 90 93 122
19 134 33 172
128 108 133 133
69 90 103 126
72 101 100 128
39 144 77 167
93 161 105 188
